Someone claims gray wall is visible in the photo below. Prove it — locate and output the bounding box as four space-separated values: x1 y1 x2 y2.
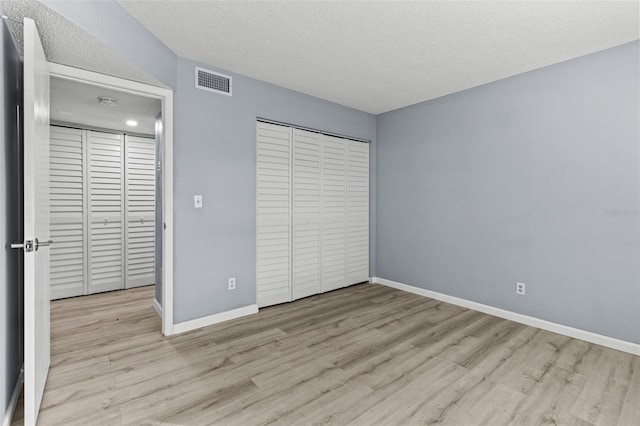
376 41 640 344
173 58 376 323
0 5 24 422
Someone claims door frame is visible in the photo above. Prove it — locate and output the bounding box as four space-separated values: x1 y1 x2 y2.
48 63 175 335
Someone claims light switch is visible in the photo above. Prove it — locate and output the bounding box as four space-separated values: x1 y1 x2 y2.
194 195 203 208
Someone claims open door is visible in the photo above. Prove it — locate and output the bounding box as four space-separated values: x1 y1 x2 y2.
23 17 51 426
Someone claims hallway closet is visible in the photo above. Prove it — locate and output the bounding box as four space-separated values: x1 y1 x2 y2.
49 125 156 300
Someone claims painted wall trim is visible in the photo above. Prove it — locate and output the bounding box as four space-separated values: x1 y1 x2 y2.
373 277 640 356
172 305 259 334
152 299 162 318
2 367 24 426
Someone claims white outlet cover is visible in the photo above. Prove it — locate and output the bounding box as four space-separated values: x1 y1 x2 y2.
194 195 203 208
516 282 526 295
228 277 236 290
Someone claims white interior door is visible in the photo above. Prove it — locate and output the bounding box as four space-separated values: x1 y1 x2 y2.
256 122 292 307
125 135 156 288
292 129 322 300
23 17 51 426
321 135 347 292
87 130 125 294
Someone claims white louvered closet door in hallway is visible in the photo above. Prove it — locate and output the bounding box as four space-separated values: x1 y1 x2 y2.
256 122 292 307
347 140 370 285
49 126 158 300
292 129 322 300
87 130 125 294
49 126 86 299
125 135 156 288
321 135 347 292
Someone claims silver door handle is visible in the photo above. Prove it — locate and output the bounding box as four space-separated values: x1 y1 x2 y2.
34 238 53 250
11 240 33 253
11 240 34 252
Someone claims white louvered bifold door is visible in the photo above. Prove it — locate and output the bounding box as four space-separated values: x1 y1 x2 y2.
347 140 370 285
125 135 156 288
49 126 86 299
256 122 292 307
87 131 125 294
292 129 322 300
321 135 347 292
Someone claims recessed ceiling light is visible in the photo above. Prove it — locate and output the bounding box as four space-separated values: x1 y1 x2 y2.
98 96 118 106
126 120 138 127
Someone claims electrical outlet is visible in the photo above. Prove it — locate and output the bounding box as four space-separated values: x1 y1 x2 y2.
194 195 203 208
228 277 236 290
516 282 526 296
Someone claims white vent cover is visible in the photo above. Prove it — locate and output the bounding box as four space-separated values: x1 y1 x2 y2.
195 67 232 96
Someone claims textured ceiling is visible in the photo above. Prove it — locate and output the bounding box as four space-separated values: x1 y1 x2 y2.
119 0 639 114
2 0 166 88
51 77 161 135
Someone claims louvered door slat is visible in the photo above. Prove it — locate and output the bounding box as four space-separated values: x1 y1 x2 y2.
88 131 124 294
347 140 370 285
125 135 156 288
292 129 322 300
321 135 347 292
257 123 292 307
49 126 86 299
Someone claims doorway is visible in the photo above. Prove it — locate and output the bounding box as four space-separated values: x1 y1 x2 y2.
49 77 160 300
48 63 174 335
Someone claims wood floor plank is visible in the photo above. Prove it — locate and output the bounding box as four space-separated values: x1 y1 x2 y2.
509 366 586 426
617 355 640 426
571 349 635 426
350 361 469 425
459 382 527 425
10 283 639 426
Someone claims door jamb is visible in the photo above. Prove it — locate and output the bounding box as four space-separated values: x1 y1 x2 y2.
48 63 175 335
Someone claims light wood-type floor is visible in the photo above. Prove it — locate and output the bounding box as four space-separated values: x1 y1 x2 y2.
11 283 640 426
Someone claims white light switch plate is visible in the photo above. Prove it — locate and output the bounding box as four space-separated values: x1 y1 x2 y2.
194 195 203 208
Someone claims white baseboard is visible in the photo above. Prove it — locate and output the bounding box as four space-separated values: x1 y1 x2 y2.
373 277 640 356
3 366 23 426
173 304 259 334
152 299 162 318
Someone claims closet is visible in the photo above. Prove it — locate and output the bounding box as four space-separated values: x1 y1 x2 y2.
49 125 156 300
256 121 369 308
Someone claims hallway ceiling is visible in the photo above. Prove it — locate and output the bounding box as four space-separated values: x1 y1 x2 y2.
118 0 639 114
51 77 161 135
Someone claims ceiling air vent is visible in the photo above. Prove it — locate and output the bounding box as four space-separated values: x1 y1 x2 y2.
195 67 232 96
